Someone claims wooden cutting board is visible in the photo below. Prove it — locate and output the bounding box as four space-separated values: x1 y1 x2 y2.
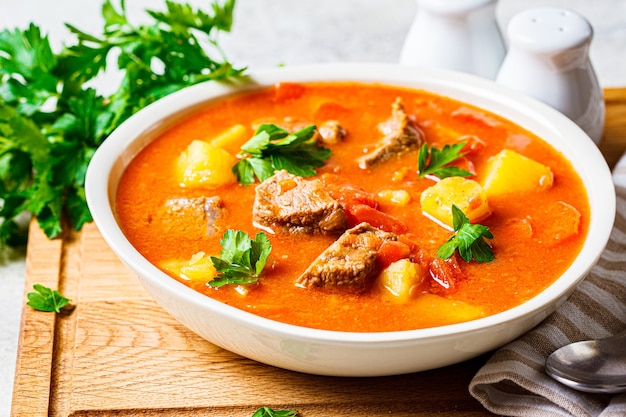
11 88 626 417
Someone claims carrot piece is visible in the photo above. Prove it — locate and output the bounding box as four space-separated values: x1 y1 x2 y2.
377 240 412 269
344 204 408 234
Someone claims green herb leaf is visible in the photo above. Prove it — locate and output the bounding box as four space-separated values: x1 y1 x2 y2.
233 124 331 184
417 142 472 179
251 407 298 417
26 283 71 313
437 205 494 263
209 230 272 287
0 0 245 248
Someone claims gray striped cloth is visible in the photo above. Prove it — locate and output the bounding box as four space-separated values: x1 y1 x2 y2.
470 153 626 417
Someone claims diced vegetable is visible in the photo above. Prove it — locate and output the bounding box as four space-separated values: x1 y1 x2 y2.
344 204 408 234
322 174 379 207
159 252 217 282
176 140 238 189
209 124 249 155
428 256 465 294
378 259 426 303
532 201 581 246
274 82 306 102
420 177 491 228
180 252 218 281
377 189 411 206
458 135 486 154
377 240 412 269
481 149 553 197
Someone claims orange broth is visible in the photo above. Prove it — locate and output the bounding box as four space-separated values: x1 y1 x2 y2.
116 82 589 332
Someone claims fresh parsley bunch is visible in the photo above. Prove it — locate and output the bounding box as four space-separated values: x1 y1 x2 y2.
209 229 272 287
233 124 331 185
437 204 494 263
0 0 245 247
417 141 472 179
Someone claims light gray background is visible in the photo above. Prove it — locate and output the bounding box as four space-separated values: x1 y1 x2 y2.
1 0 625 414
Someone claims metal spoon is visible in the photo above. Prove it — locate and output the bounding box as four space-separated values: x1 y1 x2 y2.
545 329 626 394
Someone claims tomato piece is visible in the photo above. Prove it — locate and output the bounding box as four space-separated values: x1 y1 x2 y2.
321 174 378 208
532 201 581 247
344 204 408 234
455 157 476 177
274 82 306 103
314 102 352 120
458 134 486 154
428 256 465 295
377 240 412 269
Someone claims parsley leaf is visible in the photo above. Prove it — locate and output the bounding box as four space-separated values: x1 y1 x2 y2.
251 408 298 417
437 205 494 263
0 0 244 248
233 124 331 185
417 142 472 179
26 283 71 313
209 229 272 287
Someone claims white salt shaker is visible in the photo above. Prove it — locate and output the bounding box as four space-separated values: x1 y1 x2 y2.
496 7 605 144
399 0 505 80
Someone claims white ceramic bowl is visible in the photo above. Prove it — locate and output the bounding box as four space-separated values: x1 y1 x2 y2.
85 63 615 377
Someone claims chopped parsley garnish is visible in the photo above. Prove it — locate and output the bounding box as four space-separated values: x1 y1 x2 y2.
251 407 298 417
417 142 472 179
233 124 331 184
26 284 71 313
437 205 494 263
209 229 272 287
0 0 244 247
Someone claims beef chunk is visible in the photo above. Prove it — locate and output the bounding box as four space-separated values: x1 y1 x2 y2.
156 196 224 236
252 170 347 235
358 97 424 168
296 223 398 292
316 120 346 145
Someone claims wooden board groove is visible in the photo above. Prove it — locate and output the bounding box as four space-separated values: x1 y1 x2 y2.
11 89 626 417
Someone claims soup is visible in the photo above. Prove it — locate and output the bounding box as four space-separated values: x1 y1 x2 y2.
116 81 589 332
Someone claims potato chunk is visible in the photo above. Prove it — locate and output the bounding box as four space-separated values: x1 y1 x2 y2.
159 251 217 282
176 140 237 189
482 149 553 197
378 259 425 303
180 251 217 281
413 294 485 324
377 189 411 206
208 124 248 155
420 177 491 228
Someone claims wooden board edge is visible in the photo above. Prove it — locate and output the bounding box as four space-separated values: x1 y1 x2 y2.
11 221 64 417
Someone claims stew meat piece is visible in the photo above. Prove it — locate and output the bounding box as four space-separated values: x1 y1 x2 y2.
252 170 348 235
156 196 224 236
296 222 398 292
315 120 346 145
358 97 424 168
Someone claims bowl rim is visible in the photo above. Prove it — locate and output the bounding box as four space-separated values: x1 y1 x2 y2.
85 62 616 345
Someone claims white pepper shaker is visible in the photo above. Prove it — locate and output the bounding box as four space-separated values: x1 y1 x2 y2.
496 7 605 144
399 0 505 80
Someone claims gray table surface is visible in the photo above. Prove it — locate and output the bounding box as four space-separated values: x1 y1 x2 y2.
1 0 625 415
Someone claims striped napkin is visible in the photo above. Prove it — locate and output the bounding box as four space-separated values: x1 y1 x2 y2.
470 152 626 417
